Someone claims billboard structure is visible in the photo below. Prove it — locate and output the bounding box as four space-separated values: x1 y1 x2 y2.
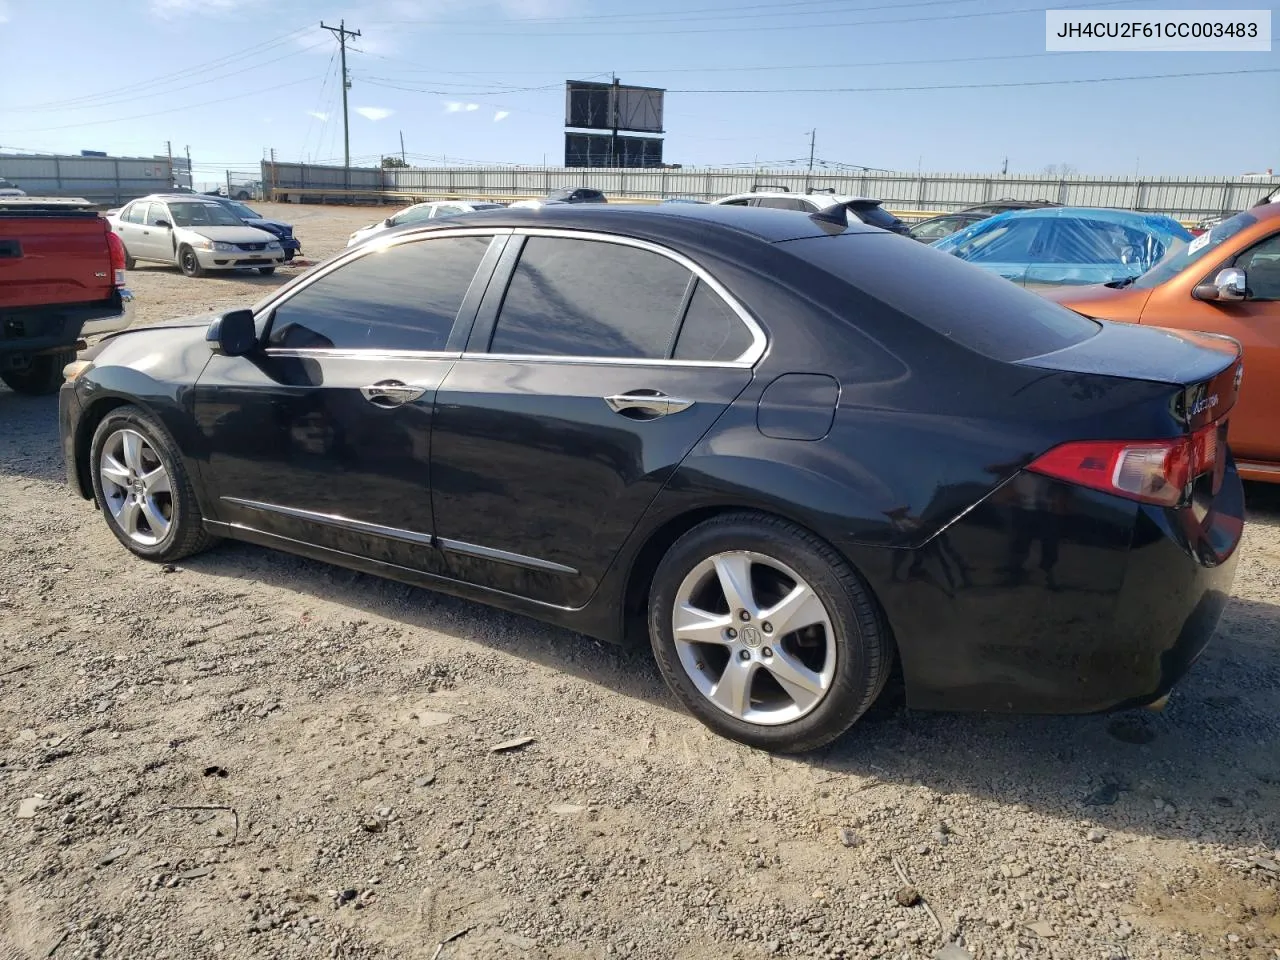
563 79 665 168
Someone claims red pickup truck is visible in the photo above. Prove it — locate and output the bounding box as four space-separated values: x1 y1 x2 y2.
0 197 132 395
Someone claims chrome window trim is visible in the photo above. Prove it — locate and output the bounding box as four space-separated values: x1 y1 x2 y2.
262 348 462 361
476 228 767 367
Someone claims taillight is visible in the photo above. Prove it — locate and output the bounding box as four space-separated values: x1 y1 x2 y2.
105 229 127 287
1028 421 1222 507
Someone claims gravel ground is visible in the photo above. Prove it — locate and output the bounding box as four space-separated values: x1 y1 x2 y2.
1 203 1278 960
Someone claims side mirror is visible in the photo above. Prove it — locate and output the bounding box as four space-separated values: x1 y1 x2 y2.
206 309 258 357
384 217 395 227
154 219 172 229
1193 267 1247 302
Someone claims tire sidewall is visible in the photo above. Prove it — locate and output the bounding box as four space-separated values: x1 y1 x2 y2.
648 518 876 752
89 408 188 560
179 246 200 277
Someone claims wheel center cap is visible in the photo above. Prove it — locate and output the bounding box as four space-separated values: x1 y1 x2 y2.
740 624 761 648
132 480 144 494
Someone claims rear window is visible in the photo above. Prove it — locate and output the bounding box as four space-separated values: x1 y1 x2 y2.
847 203 901 231
784 233 1100 362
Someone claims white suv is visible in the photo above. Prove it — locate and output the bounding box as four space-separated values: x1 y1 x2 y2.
713 189 909 235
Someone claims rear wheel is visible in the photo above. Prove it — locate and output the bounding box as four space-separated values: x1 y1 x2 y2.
123 250 136 270
178 245 204 278
0 350 74 395
89 405 217 562
648 513 893 753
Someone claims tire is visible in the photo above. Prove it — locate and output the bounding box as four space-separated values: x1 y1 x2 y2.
124 250 136 270
258 266 276 276
178 245 204 278
283 249 296 262
648 512 893 753
0 350 75 395
89 405 218 563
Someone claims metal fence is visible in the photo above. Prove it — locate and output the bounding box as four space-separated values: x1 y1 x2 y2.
264 161 1279 223
0 154 189 205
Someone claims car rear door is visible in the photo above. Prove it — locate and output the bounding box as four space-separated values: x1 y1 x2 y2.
113 202 154 260
193 230 505 574
428 231 762 607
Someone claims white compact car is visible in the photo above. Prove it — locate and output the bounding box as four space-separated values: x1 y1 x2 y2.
712 189 911 235
108 195 285 277
347 199 505 247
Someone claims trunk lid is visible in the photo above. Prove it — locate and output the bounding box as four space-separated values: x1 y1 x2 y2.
0 208 114 310
1018 320 1242 432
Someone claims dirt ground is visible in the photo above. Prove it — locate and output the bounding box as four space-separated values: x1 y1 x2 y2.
1 203 1278 960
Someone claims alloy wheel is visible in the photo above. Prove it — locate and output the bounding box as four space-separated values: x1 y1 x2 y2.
672 550 836 726
98 428 172 546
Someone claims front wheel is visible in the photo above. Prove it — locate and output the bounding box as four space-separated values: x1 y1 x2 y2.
89 405 218 562
178 245 204 278
648 513 893 753
258 266 276 276
0 350 75 395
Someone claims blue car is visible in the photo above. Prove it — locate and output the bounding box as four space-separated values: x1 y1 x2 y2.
932 206 1191 291
199 194 302 260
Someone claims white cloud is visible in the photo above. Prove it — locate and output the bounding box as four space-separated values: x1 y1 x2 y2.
444 102 481 114
356 106 394 121
465 103 480 112
307 110 330 122
493 110 510 122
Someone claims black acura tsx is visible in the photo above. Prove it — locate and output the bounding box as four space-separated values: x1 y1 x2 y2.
59 203 1244 752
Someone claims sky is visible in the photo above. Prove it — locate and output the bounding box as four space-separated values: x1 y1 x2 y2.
0 0 1276 186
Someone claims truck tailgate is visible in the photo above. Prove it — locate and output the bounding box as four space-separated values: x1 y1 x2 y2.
0 213 114 310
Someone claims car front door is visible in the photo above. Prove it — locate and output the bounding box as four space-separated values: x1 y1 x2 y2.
428 231 762 607
193 230 504 574
141 201 178 263
1142 231 1280 464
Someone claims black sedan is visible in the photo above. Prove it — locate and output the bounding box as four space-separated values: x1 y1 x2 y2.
59 203 1244 752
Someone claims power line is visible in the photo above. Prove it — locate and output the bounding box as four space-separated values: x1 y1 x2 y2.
667 66 1280 93
2 77 322 135
3 26 313 113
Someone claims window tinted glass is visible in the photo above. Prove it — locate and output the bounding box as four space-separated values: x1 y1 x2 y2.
719 199 751 207
786 233 1099 362
1133 210 1258 289
392 205 434 226
1236 233 1280 301
756 197 808 212
267 236 491 352
849 203 902 230
490 237 692 359
673 281 754 362
946 219 1041 263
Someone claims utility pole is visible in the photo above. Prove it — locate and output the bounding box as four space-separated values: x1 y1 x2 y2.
807 130 816 174
184 144 191 189
1001 156 1008 175
610 73 620 168
165 140 173 189
399 130 406 165
320 19 361 182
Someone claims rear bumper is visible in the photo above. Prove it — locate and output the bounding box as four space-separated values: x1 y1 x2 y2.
0 292 125 358
860 467 1243 714
82 288 134 337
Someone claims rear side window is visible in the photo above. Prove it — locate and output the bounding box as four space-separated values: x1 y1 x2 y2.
673 281 754 362
267 236 491 352
756 197 809 212
489 237 692 359
785 234 1099 362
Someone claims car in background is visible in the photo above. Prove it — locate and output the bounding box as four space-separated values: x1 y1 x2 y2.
0 178 26 198
108 195 284 277
713 189 911 235
906 211 987 243
1049 202 1280 484
347 199 506 247
661 197 708 205
60 202 1244 752
956 198 1061 217
509 187 609 210
933 207 1190 291
198 194 302 261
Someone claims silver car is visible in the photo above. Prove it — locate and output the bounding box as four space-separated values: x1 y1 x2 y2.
109 195 284 277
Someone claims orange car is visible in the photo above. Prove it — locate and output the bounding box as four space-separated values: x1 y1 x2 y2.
1049 201 1280 483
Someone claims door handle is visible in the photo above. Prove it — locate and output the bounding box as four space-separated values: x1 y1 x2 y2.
603 390 694 419
360 380 428 408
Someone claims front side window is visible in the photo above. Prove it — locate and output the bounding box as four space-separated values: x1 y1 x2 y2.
123 203 148 224
1236 233 1280 301
267 236 492 352
144 203 168 227
392 205 434 227
1133 210 1258 289
489 237 693 359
